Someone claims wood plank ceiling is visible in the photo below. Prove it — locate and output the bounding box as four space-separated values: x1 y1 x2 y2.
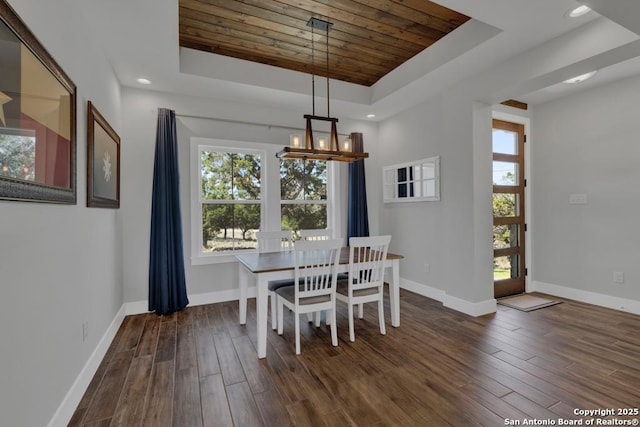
179 0 470 87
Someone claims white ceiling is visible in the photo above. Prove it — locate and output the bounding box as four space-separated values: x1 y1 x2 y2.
82 0 640 120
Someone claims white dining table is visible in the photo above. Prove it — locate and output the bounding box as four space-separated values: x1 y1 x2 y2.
236 247 403 358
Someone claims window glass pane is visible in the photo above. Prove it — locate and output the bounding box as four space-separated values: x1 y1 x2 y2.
280 159 326 201
493 224 519 249
201 151 230 200
200 151 260 200
492 129 518 155
422 164 435 179
493 193 518 217
201 152 261 201
231 153 261 201
281 204 327 233
397 167 407 183
384 169 395 184
201 204 260 253
398 183 408 198
493 161 518 185
413 165 421 180
423 180 435 197
494 255 519 280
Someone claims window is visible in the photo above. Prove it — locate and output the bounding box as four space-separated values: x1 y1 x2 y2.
280 159 328 238
383 156 440 202
191 137 338 264
197 146 263 256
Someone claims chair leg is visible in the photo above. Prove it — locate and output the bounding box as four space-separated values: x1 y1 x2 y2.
348 303 355 342
295 312 301 355
330 308 338 346
378 297 386 336
270 291 278 330
314 311 321 327
358 303 364 319
307 313 313 323
277 297 284 335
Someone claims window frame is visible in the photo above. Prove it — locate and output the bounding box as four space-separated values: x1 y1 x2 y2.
190 139 266 264
190 137 338 265
279 158 330 238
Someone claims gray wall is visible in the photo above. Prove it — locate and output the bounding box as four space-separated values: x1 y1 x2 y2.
531 75 640 304
0 1 123 426
119 88 379 304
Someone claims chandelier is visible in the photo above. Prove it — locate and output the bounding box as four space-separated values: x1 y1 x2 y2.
276 17 369 163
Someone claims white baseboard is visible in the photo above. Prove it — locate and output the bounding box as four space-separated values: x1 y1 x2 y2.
400 278 497 317
47 305 126 427
530 280 640 315
400 278 447 302
125 286 258 316
443 295 497 317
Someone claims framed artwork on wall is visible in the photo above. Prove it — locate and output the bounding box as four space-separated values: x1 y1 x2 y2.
87 101 120 208
0 0 77 203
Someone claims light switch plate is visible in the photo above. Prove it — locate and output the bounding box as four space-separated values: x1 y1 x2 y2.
569 193 587 204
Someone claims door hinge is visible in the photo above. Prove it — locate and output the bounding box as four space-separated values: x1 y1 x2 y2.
524 223 528 232
524 179 527 187
524 134 527 143
525 268 528 276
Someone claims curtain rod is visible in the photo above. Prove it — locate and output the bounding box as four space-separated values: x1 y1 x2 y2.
175 113 350 137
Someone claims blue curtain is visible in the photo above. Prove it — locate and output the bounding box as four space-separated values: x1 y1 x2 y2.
148 108 189 315
347 132 370 240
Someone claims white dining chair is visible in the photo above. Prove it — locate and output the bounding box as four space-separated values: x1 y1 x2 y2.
299 228 343 325
256 230 294 330
276 239 342 355
336 235 391 342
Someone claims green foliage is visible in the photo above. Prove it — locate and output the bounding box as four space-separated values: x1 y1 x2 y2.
0 133 36 180
280 159 327 233
280 159 326 200
200 152 261 247
493 171 517 265
198 152 328 251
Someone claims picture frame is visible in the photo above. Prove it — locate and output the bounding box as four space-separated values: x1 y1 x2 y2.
0 0 77 203
87 101 120 208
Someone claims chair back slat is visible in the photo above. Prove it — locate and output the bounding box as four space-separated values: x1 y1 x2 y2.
349 236 391 292
299 228 334 241
294 239 342 300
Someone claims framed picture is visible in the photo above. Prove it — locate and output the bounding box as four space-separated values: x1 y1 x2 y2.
0 0 77 203
87 101 120 208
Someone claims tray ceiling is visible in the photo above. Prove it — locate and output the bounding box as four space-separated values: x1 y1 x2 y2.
178 0 470 87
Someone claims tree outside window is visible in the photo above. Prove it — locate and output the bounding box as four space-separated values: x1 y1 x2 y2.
280 159 327 238
200 150 261 253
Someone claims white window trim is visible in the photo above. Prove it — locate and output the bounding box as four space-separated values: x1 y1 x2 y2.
190 138 267 265
189 137 340 265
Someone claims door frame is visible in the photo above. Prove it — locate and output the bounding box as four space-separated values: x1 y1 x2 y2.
492 109 532 296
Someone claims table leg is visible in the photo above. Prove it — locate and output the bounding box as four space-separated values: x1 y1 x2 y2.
256 276 269 359
238 263 248 325
390 259 400 327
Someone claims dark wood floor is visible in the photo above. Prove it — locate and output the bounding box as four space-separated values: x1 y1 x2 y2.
69 290 640 426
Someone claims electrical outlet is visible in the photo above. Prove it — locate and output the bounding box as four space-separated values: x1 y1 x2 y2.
424 263 430 273
613 271 624 284
82 322 89 342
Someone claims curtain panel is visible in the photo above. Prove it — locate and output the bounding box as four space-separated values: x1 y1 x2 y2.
148 108 189 315
347 132 370 240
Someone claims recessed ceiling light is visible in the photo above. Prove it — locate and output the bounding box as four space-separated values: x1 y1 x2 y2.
137 78 151 85
568 5 591 18
366 114 376 119
563 71 597 84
